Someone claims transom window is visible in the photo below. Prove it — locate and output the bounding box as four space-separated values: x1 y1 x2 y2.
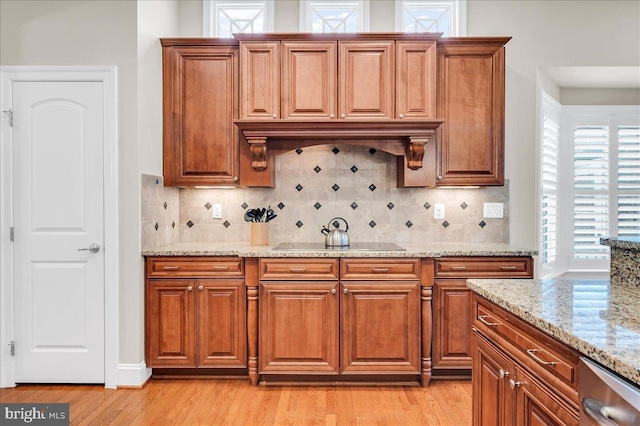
300 0 370 32
204 1 274 37
396 1 467 36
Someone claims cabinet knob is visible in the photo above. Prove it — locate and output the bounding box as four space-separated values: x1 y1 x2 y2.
233 176 238 182
331 288 337 295
329 113 335 119
399 113 404 118
187 285 193 291
272 113 277 119
343 288 349 294
437 175 443 181
499 369 509 378
198 285 204 291
341 113 346 119
509 379 522 389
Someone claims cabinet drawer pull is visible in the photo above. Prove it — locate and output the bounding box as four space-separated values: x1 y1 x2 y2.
499 265 517 270
213 265 230 271
509 379 522 389
526 349 556 366
163 266 180 270
449 266 467 270
289 267 307 272
371 267 389 273
499 369 509 379
478 315 500 327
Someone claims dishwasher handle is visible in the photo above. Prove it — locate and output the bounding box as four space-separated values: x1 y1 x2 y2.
582 397 627 426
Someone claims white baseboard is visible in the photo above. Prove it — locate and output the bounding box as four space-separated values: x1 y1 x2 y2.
117 362 152 388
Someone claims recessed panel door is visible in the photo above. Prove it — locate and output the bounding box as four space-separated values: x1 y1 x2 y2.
13 81 105 383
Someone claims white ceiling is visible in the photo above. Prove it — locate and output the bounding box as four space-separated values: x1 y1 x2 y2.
542 66 640 89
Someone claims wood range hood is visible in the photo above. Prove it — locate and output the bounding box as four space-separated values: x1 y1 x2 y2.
235 119 444 188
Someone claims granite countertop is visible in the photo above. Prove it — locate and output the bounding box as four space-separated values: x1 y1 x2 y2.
142 241 537 258
467 278 640 387
600 236 640 251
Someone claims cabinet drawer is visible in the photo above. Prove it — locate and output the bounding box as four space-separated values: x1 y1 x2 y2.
474 298 579 391
259 258 339 280
147 257 244 278
435 257 532 278
340 258 420 280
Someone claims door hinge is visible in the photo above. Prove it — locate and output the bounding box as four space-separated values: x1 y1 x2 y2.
9 340 15 356
2 109 12 127
9 226 14 242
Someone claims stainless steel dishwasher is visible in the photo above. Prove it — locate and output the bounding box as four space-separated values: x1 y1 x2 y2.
579 357 640 426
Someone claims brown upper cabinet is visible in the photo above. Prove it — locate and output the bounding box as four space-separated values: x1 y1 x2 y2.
436 38 510 186
238 34 438 121
161 39 239 187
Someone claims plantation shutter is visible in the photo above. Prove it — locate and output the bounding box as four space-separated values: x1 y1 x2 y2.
541 108 559 264
572 124 610 260
617 125 640 237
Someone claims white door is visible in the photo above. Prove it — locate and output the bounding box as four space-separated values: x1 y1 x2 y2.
13 81 105 383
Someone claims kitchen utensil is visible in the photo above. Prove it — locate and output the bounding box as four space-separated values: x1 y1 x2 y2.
321 217 350 248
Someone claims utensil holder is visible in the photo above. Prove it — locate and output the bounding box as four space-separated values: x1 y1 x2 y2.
250 222 269 246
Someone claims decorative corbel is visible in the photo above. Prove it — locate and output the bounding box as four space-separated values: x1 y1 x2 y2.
405 135 432 170
247 136 268 171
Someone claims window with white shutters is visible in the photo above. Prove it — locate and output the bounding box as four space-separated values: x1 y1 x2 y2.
539 102 639 277
565 107 640 272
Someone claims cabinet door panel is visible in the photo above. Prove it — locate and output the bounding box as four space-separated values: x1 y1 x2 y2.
437 41 507 186
341 281 420 374
146 279 196 367
197 280 246 368
259 281 339 374
515 367 579 426
281 41 337 119
339 41 395 119
473 331 514 426
396 41 436 119
163 44 239 186
240 42 280 119
433 279 472 370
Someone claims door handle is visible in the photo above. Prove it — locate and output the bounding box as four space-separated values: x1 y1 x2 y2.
78 243 100 253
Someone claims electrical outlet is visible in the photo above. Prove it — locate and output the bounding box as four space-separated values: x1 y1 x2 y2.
212 203 223 219
434 204 445 219
483 203 504 219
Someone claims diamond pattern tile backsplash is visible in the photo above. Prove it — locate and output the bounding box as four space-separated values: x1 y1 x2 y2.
142 145 510 246
141 174 180 250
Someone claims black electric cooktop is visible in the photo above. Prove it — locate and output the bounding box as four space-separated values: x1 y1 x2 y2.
273 242 406 251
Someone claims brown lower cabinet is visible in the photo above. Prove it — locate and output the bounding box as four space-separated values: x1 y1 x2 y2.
257 258 424 384
145 257 247 370
472 294 579 426
432 257 533 378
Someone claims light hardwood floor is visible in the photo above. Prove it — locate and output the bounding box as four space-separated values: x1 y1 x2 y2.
0 378 472 425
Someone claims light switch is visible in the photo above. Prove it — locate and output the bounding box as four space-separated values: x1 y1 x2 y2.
212 203 223 219
483 203 504 218
434 204 445 219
